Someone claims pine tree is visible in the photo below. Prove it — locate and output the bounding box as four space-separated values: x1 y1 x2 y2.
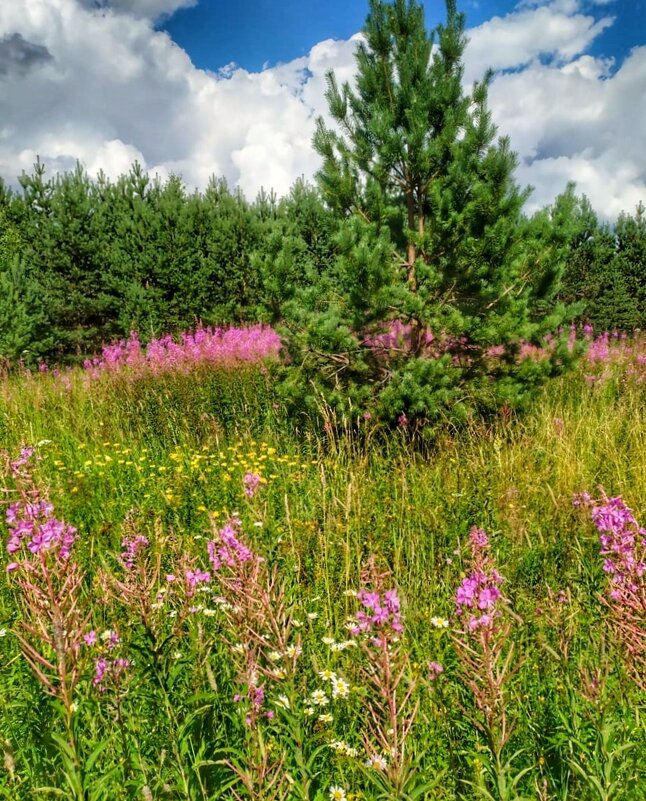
557 196 645 333
614 203 646 330
0 256 51 369
280 0 574 429
0 204 51 368
253 178 338 323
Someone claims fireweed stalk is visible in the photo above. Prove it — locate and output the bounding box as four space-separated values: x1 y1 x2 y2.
351 559 420 796
576 493 646 690
453 527 524 801
98 516 215 648
207 515 295 801
98 518 219 796
1 448 87 739
98 514 164 643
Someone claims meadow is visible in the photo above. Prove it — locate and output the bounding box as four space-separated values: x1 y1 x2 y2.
0 328 645 801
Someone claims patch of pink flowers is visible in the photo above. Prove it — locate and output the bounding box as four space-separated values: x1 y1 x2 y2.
243 473 262 499
363 320 440 358
80 324 281 379
455 527 506 631
577 492 646 689
93 656 130 692
583 328 646 384
120 534 149 570
353 586 403 636
5 488 77 571
185 568 211 595
428 661 444 680
580 495 646 601
207 516 256 572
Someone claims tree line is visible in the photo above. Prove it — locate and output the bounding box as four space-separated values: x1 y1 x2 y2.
0 161 338 367
0 160 642 370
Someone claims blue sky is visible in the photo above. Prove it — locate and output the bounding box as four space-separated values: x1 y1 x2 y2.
162 0 644 74
0 0 645 218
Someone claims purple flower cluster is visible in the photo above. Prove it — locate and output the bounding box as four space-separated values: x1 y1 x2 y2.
455 571 505 631
577 492 646 689
455 527 505 631
469 526 489 550
185 568 211 595
79 324 282 379
251 684 265 710
207 517 255 572
590 496 646 600
582 328 646 384
428 661 444 680
10 447 36 472
243 473 262 499
363 320 439 358
352 588 404 636
120 534 149 569
6 499 77 570
93 656 130 692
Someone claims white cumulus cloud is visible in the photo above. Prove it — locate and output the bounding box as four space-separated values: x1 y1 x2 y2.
464 1 614 82
0 0 643 220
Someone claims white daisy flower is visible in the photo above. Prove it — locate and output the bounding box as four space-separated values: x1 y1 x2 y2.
318 669 337 682
310 689 329 706
331 677 350 699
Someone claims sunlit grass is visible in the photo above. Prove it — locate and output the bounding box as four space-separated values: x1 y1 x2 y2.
0 352 644 799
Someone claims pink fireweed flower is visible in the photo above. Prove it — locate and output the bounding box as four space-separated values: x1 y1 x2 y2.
353 587 404 636
81 324 282 379
9 447 36 472
452 528 518 761
83 630 97 646
589 496 645 598
455 571 505 630
243 473 262 499
5 496 77 567
185 569 211 596
93 657 108 689
428 661 444 680
120 535 149 570
93 656 130 692
469 526 489 551
207 516 255 572
577 491 646 690
251 684 265 710
455 527 506 631
2 448 88 723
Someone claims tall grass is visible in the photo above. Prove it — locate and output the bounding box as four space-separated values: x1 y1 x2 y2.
0 343 644 800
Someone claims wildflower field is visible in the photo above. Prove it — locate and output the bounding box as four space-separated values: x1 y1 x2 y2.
0 328 645 801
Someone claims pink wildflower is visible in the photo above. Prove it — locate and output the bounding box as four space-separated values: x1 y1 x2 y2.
353 587 403 636
428 661 444 680
207 517 255 572
83 631 97 647
243 473 262 499
185 569 211 595
120 535 149 570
